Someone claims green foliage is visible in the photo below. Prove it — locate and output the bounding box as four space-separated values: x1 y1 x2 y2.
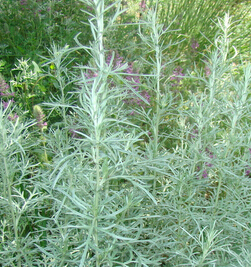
0 0 91 77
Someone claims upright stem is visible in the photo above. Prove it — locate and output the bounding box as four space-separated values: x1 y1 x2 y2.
92 1 105 265
55 61 67 125
151 3 162 194
153 48 161 193
4 156 21 267
96 0 105 70
93 144 100 266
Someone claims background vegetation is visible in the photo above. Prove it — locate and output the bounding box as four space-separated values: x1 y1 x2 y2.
1 0 251 266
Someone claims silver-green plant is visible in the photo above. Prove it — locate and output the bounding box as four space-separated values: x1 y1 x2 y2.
41 43 77 126
4 2 251 266
136 1 180 194
154 13 251 266
38 0 162 266
0 103 42 266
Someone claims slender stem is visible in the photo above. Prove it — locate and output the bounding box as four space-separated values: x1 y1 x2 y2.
41 135 49 164
56 69 67 125
92 1 105 265
94 145 100 266
4 156 21 267
152 3 161 194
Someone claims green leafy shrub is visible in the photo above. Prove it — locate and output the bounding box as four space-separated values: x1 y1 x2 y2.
0 0 91 77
